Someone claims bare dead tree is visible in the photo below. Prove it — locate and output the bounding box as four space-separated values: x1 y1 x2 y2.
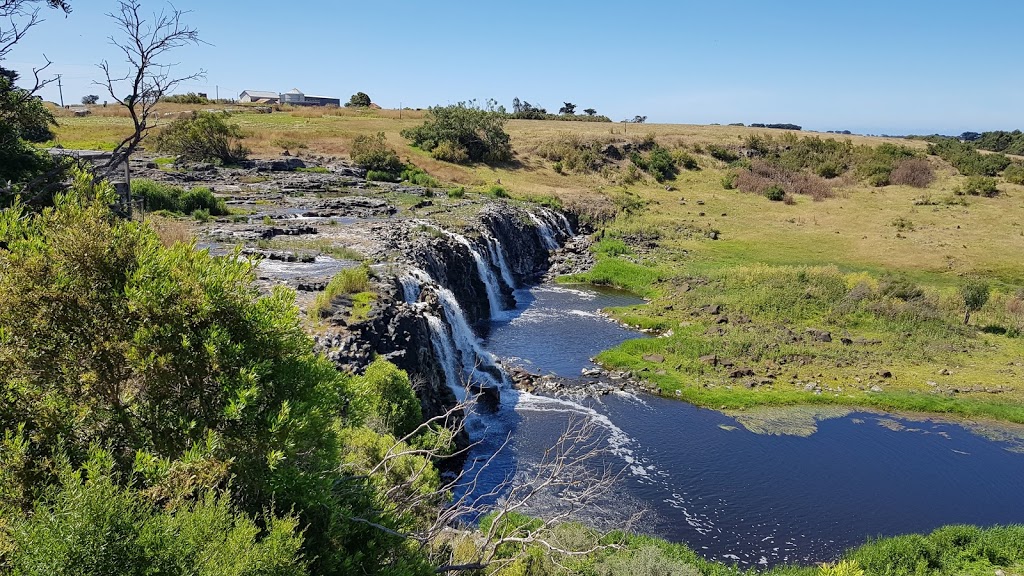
345 383 634 574
96 0 204 173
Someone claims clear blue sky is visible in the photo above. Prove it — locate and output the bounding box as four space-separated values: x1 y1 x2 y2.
7 0 1023 135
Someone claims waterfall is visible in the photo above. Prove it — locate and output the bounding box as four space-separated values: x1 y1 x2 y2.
417 221 507 320
483 231 516 289
402 267 505 391
527 211 558 250
544 208 574 237
425 312 461 396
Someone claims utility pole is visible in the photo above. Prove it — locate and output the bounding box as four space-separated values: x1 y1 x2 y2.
399 101 402 120
56 74 64 107
216 85 219 101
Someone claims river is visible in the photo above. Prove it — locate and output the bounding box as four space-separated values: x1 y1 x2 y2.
465 283 1024 567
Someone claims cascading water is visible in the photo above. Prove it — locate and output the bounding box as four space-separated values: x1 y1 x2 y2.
401 267 505 390
417 221 508 320
543 208 574 237
483 231 517 290
527 211 558 250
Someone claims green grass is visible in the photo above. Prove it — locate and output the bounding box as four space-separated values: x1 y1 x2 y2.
561 256 664 298
296 166 330 173
309 266 372 321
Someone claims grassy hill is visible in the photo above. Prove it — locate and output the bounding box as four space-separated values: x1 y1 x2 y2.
50 105 1024 424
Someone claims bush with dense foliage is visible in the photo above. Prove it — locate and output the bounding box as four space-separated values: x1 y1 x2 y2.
0 69 64 207
973 130 1024 156
160 92 210 104
153 111 250 165
131 179 228 216
346 91 372 107
1003 163 1024 185
350 131 404 177
0 172 439 575
402 102 512 164
927 139 1011 176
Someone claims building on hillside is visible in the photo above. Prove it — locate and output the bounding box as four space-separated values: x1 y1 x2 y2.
239 90 280 104
279 88 340 107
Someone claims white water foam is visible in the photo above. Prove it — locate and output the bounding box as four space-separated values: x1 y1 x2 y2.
527 211 558 250
416 221 507 320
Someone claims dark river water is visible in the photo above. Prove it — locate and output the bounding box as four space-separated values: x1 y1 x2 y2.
471 283 1024 567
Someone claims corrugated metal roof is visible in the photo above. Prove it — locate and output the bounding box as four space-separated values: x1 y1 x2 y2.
305 95 337 100
284 88 304 95
241 90 278 99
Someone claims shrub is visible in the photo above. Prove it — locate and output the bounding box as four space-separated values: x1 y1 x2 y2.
764 184 785 201
350 359 422 437
816 160 843 179
153 111 249 165
345 91 371 107
961 278 990 324
705 144 739 162
646 146 677 182
721 172 738 189
890 157 935 187
1003 163 1024 185
928 139 1011 176
735 159 834 200
673 150 699 171
400 166 440 187
960 175 999 197
350 132 403 177
447 186 466 199
535 134 605 174
160 92 210 104
131 180 227 216
486 185 509 198
366 170 398 182
402 101 512 164
429 139 470 164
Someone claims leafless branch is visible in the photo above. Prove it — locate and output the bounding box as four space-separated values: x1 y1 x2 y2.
95 0 204 174
349 376 632 573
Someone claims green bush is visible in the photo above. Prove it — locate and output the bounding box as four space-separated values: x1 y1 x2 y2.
486 185 509 198
401 166 441 187
928 139 1011 176
721 172 738 190
1003 163 1024 185
706 144 739 162
960 175 999 197
447 186 466 199
350 359 422 437
0 182 437 575
402 102 512 164
646 146 677 182
350 132 404 177
764 184 785 201
153 111 250 165
131 180 227 216
366 170 398 182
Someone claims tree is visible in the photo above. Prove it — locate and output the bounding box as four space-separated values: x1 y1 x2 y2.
346 91 371 107
960 278 990 325
97 0 204 174
81 94 99 105
0 0 74 206
583 108 597 116
559 102 576 115
630 115 647 124
401 100 512 164
153 110 249 164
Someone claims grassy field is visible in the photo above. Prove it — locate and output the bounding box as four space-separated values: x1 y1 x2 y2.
51 106 1024 423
